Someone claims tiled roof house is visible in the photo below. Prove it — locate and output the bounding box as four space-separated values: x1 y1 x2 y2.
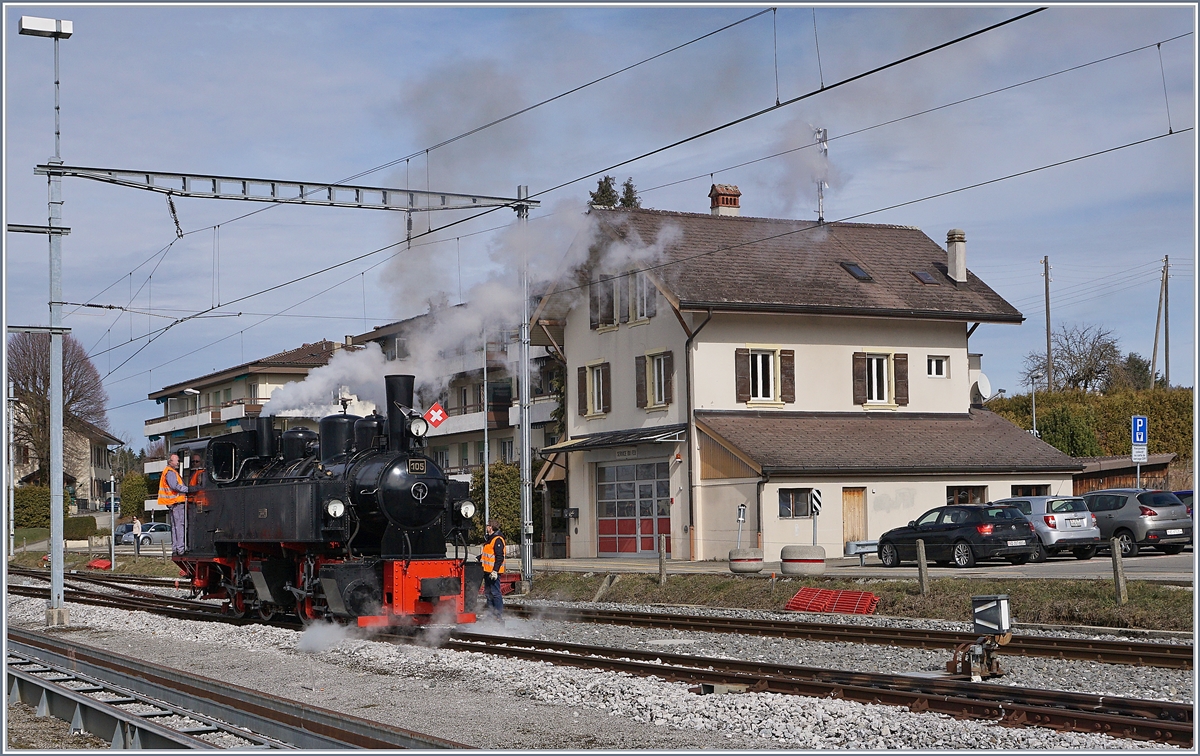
543 186 1080 561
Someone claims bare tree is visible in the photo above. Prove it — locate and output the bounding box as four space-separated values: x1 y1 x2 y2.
7 332 109 483
1021 323 1121 392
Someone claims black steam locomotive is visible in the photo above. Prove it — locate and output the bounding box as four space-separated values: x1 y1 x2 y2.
176 374 481 626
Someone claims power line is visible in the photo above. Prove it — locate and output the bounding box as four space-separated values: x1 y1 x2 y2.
640 30 1192 195
101 6 1047 359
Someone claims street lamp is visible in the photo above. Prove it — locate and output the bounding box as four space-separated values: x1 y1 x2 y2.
20 14 73 628
1029 373 1043 438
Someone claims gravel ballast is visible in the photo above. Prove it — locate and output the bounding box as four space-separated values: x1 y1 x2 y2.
6 594 1188 750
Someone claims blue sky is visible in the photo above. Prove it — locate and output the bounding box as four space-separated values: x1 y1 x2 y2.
4 4 1195 448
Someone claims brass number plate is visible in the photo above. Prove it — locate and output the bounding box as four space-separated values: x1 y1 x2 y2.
258 508 267 519
408 458 426 475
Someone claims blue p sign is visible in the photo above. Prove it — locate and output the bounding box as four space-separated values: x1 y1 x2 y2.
1132 415 1148 446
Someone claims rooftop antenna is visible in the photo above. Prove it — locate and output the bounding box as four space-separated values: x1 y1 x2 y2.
814 127 829 224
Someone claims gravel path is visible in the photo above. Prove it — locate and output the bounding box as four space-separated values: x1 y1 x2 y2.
5 594 1188 750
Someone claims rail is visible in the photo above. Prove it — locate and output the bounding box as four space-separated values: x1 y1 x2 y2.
8 628 469 749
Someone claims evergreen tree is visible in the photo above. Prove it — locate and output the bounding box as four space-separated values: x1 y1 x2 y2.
619 177 641 208
589 175 619 208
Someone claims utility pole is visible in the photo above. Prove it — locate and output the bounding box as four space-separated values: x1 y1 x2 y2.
1164 255 1169 387
1042 256 1053 392
20 15 73 626
7 381 16 556
517 185 533 592
482 330 489 526
1151 256 1167 386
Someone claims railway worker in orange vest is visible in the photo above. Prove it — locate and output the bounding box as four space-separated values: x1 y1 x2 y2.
157 453 190 555
479 520 505 622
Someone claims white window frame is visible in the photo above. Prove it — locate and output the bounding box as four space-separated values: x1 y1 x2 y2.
927 355 948 378
633 272 653 321
749 349 776 402
866 354 890 404
589 364 605 416
500 438 514 463
651 353 668 406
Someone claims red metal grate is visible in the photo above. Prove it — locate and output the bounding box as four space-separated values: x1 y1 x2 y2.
86 558 112 570
785 587 879 615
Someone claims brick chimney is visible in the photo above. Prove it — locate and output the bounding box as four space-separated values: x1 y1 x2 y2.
709 184 741 216
946 229 967 283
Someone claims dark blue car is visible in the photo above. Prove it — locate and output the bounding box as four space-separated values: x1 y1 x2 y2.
878 504 1037 568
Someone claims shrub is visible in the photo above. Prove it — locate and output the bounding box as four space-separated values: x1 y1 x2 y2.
13 485 67 529
63 516 98 540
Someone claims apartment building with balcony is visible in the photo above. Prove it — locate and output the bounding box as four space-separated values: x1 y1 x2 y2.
351 309 564 481
143 339 363 493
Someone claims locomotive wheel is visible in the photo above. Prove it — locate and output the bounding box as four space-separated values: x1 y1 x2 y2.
226 592 247 619
257 604 278 622
295 599 317 626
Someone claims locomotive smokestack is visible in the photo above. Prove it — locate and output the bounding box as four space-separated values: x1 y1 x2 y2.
384 374 416 452
255 416 276 458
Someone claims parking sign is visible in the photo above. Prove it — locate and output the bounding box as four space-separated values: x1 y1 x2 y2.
1131 415 1148 446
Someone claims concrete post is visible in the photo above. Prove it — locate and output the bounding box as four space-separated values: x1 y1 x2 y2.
658 535 667 587
1110 537 1128 606
916 539 930 596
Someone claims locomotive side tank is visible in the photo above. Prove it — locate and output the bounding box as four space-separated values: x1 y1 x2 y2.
176 373 479 626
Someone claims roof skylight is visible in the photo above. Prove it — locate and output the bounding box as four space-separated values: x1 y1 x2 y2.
840 261 873 282
912 270 939 285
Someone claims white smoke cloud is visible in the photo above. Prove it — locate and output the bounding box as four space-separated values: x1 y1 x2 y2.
267 342 390 415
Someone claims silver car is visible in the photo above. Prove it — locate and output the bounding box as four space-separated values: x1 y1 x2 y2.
1082 489 1192 557
993 496 1101 562
121 522 172 547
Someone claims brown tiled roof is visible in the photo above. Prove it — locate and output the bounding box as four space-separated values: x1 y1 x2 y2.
696 409 1081 475
591 208 1022 323
150 340 358 399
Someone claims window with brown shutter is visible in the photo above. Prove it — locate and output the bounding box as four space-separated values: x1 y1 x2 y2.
600 362 612 413
734 348 751 403
852 352 868 405
780 350 795 403
589 283 600 330
577 366 588 415
619 275 630 323
661 351 673 405
894 353 909 406
635 355 647 408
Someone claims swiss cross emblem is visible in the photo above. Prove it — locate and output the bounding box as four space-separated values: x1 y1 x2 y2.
424 401 447 428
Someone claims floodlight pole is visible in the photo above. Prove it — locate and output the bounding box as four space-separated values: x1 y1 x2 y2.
21 16 73 625
517 185 533 591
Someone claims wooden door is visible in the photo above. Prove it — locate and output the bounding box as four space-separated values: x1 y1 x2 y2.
842 488 867 546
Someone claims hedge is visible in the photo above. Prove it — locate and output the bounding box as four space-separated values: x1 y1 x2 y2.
990 387 1192 460
64 516 98 540
13 485 67 529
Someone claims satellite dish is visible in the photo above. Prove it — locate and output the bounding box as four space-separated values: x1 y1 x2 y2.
975 373 991 400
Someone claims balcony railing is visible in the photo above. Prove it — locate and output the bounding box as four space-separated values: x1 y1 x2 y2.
146 397 264 426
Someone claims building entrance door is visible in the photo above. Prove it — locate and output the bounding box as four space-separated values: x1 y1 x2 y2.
597 461 671 556
842 487 867 546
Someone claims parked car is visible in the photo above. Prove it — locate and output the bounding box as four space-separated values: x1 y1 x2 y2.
992 496 1101 562
121 522 171 547
1082 489 1191 557
102 495 120 513
1174 490 1193 545
112 523 135 541
878 504 1037 568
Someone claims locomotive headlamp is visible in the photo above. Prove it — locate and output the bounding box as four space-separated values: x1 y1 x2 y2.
325 499 346 518
459 500 476 519
408 416 429 438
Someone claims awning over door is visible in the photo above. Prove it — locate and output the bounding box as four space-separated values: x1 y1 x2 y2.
541 423 686 453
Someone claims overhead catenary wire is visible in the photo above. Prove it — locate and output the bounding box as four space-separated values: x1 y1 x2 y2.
97 5 1047 360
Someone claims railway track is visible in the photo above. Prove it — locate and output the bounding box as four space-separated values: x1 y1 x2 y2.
7 628 467 749
7 581 1192 746
507 604 1195 669
433 631 1192 747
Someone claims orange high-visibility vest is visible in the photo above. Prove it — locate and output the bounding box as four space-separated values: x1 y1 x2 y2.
157 467 187 507
480 534 505 573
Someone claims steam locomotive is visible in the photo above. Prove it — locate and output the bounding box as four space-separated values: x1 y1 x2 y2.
174 374 482 626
